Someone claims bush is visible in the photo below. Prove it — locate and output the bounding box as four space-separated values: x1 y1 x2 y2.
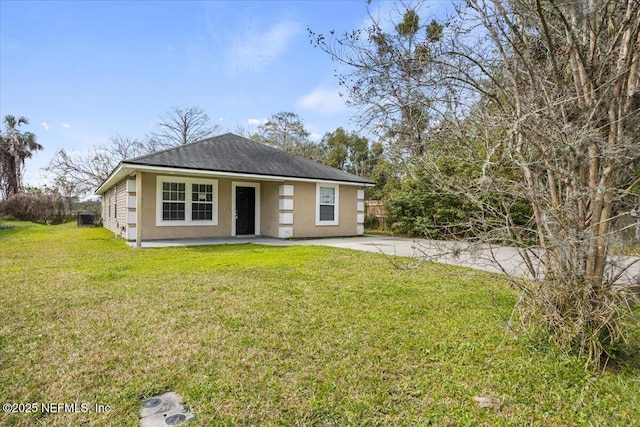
385 171 476 238
364 213 380 229
0 192 67 224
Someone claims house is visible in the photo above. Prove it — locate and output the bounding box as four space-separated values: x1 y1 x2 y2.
95 133 375 246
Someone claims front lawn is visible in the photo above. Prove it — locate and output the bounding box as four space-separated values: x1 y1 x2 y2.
1 222 639 426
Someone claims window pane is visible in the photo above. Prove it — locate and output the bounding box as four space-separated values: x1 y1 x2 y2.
319 187 335 204
319 204 335 221
191 182 213 220
163 181 186 202
192 203 213 220
163 202 185 221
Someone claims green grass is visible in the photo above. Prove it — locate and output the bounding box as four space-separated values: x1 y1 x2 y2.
1 221 639 426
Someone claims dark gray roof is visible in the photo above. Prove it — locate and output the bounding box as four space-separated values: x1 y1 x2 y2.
123 133 374 185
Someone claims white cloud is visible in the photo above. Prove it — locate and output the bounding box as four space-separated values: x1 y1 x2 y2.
229 21 301 73
61 123 71 128
296 86 348 115
246 118 267 126
309 132 322 142
40 122 49 131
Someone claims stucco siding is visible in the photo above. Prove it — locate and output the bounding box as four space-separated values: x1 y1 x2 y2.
260 181 280 238
139 172 232 240
292 181 359 238
101 171 366 242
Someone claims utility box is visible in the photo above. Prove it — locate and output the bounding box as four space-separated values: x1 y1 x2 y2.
77 212 95 227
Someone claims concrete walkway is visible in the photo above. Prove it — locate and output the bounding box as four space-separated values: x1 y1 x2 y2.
131 235 639 285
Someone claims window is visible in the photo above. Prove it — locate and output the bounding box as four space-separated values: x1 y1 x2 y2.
319 187 335 221
316 184 339 226
191 183 213 221
114 186 118 219
162 182 186 221
156 177 217 226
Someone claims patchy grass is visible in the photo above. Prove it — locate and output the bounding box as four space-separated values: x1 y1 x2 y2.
1 221 639 426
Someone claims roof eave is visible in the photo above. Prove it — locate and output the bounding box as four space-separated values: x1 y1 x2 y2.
96 163 374 191
94 163 131 195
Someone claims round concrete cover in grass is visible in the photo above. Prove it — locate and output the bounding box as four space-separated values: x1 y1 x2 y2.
139 392 194 426
142 398 162 408
165 414 187 425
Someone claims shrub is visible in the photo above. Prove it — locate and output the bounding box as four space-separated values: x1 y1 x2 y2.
364 213 380 229
0 192 67 224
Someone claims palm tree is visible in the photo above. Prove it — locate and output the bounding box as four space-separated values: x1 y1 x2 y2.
0 115 43 199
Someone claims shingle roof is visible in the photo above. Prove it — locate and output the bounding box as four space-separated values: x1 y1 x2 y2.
123 133 374 185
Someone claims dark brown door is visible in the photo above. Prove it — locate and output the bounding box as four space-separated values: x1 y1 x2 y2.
236 186 255 235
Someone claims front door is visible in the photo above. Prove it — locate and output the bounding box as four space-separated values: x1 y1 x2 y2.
235 186 256 235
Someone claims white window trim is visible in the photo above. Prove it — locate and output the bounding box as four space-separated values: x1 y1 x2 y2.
156 176 218 227
316 183 339 226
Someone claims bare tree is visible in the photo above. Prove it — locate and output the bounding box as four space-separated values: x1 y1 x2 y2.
312 0 640 368
46 136 151 196
455 0 640 368
310 3 450 158
46 106 218 196
147 106 219 148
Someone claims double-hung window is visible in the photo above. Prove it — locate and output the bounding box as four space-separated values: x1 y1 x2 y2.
316 183 339 226
157 176 217 226
191 183 213 221
162 182 186 221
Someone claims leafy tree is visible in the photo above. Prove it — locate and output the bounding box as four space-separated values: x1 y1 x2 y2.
366 145 398 201
0 115 43 199
320 128 395 199
253 112 326 163
321 127 370 176
256 112 310 151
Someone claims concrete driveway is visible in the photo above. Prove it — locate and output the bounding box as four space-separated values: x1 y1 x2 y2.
294 236 639 285
280 236 538 277
133 235 640 284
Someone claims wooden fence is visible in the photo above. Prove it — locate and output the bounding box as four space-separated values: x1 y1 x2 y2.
365 200 385 228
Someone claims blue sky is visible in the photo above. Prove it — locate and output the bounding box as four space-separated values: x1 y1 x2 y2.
1 0 449 188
